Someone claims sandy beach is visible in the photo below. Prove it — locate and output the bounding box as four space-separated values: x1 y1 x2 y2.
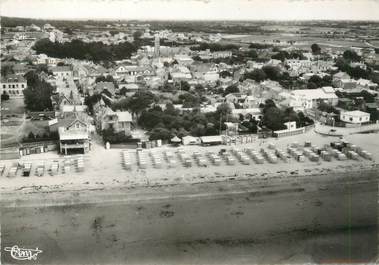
1 131 379 264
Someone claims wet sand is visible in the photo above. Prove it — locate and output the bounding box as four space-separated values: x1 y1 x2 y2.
1 172 378 264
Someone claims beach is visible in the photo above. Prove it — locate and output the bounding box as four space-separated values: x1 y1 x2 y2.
1 132 379 264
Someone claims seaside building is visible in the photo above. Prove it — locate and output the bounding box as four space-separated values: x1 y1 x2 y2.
0 75 27 98
340 110 370 124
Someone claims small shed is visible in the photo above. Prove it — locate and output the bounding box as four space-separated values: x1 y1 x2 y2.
200 135 223 146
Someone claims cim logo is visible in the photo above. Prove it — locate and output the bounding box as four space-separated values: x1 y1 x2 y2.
4 245 43 261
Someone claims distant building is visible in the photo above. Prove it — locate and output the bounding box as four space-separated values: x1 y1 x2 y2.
340 110 370 124
0 75 27 98
289 87 338 110
98 107 133 136
50 66 73 78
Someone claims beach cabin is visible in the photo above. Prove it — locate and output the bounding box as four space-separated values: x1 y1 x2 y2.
200 136 223 146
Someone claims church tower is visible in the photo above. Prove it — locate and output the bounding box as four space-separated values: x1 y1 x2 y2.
154 34 160 58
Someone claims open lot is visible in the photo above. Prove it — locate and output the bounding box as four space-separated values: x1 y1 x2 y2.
0 98 25 117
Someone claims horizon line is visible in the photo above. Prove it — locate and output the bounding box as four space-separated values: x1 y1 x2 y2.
2 15 379 23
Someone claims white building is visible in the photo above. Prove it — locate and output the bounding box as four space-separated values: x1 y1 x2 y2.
1 75 27 98
289 87 338 110
340 110 370 124
50 66 73 78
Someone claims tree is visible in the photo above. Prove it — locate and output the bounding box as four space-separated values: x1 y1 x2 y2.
1 92 10 101
194 84 206 94
223 84 239 96
262 65 281 81
261 106 286 131
343 50 361 62
63 28 73 35
215 103 232 121
348 66 369 80
249 49 258 59
220 70 232 78
307 82 318 89
109 30 119 36
311 43 321 55
272 51 289 62
95 75 115 83
1 64 14 77
244 69 267 82
178 93 200 108
179 80 190 91
139 110 164 130
33 38 137 63
133 30 143 40
149 127 172 141
23 72 53 111
126 91 157 116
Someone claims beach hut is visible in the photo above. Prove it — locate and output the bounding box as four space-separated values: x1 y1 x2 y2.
200 136 223 146
182 136 200 145
23 162 32 177
170 136 181 146
35 162 45 177
50 161 59 175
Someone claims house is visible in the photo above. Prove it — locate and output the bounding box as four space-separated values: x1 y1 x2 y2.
182 135 200 145
98 107 133 136
13 64 29 76
170 65 192 82
232 108 262 120
51 113 91 155
242 96 259 109
339 79 357 90
35 54 60 66
50 66 73 78
114 65 154 80
289 87 338 110
120 82 142 92
333 72 350 87
174 54 194 66
0 75 27 98
340 110 370 124
356 78 378 90
260 80 283 100
224 93 246 105
203 71 219 82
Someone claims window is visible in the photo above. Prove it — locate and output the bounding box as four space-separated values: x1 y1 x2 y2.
2 85 5 89
21 84 25 88
349 117 353 122
359 117 362 121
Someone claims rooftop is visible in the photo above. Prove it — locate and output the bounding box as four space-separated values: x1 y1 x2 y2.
341 110 370 117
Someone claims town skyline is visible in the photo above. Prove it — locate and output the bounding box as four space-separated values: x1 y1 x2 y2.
1 0 379 21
